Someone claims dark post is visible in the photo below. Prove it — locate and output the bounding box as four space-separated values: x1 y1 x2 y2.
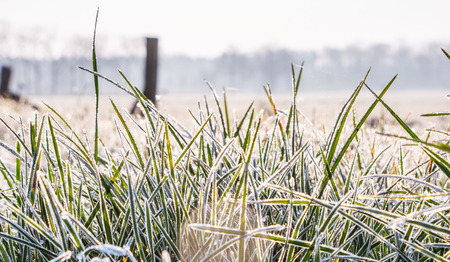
0 66 37 108
0 66 12 96
144 37 158 105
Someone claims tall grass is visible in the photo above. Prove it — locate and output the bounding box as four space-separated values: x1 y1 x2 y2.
0 21 449 261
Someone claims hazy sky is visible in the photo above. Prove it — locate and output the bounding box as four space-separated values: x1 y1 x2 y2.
1 0 450 57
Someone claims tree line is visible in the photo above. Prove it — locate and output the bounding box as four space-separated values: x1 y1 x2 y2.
0 43 449 95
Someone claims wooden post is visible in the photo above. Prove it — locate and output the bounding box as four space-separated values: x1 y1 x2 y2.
131 37 158 114
0 66 25 103
144 37 158 105
0 66 38 109
0 66 11 96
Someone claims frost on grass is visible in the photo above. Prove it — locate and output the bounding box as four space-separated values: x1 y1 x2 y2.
0 59 448 261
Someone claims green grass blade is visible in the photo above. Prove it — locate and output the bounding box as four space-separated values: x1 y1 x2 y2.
329 74 397 176
238 165 248 262
118 70 156 132
421 112 450 117
233 101 254 138
0 240 12 262
127 175 145 261
379 132 450 154
110 99 144 169
174 113 213 168
0 118 31 156
223 87 231 138
364 83 418 140
145 203 155 262
0 232 56 258
422 146 450 178
7 204 62 250
60 213 84 252
92 8 100 163
206 80 227 140
326 68 369 162
442 48 450 60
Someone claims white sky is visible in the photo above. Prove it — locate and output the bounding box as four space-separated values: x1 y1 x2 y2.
1 0 450 58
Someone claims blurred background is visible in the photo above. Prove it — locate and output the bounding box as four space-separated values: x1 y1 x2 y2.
0 0 450 95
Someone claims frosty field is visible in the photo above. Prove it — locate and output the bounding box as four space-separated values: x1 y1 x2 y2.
0 75 449 261
0 5 449 260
